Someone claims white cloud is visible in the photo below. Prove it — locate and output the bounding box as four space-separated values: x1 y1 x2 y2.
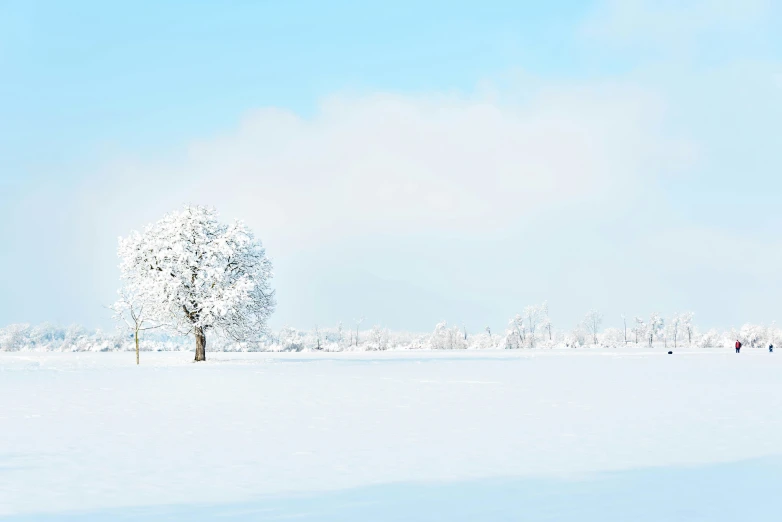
101 83 693 253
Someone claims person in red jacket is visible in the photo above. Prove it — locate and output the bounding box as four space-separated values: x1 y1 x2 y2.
735 340 742 354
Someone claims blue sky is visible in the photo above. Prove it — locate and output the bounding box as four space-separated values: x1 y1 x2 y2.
1 0 781 333
1 1 588 167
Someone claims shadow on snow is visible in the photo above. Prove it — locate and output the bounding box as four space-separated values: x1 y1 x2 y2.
5 457 782 521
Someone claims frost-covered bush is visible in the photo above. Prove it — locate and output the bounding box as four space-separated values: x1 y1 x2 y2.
277 326 305 352
0 323 128 352
430 321 467 350
740 324 768 349
0 324 31 351
468 332 502 350
696 329 721 348
567 327 588 348
600 328 626 348
367 325 390 351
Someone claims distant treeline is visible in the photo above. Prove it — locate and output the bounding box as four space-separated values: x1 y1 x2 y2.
0 312 776 353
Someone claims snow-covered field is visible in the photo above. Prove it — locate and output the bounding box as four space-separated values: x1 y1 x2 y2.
2 348 781 520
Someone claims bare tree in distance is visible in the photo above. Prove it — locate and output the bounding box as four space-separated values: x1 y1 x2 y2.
542 302 553 341
680 312 695 345
523 305 544 348
354 317 364 347
668 314 682 348
110 290 161 365
649 313 664 347
633 316 645 344
508 314 526 349
621 314 628 344
336 321 344 348
583 309 603 345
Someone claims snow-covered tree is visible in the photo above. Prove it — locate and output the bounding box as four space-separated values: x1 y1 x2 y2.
29 323 61 346
432 321 449 349
697 329 720 348
740 324 765 348
431 321 466 350
63 324 90 351
542 302 553 342
506 314 526 349
602 327 625 348
565 327 586 348
451 324 467 349
369 325 390 351
523 304 544 347
667 314 682 348
769 322 779 349
117 205 275 361
336 321 345 349
632 317 645 345
313 325 322 350
621 314 628 344
278 326 303 352
353 317 364 347
649 313 664 347
0 324 30 352
679 312 695 345
583 309 602 345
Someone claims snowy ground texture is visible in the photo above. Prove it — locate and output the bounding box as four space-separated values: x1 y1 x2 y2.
2 348 782 521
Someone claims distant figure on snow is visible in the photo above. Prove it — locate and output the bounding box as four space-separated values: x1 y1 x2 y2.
735 340 742 354
770 343 774 353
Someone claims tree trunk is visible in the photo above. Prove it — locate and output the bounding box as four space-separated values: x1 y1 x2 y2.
195 327 207 362
135 328 140 365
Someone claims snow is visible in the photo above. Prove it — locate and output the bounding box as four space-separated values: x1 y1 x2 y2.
2 348 781 520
